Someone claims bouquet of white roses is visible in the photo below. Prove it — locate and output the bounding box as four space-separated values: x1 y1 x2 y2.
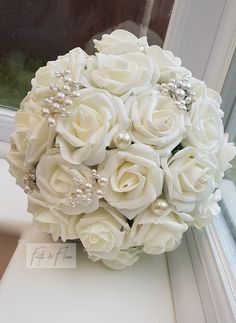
7 30 236 269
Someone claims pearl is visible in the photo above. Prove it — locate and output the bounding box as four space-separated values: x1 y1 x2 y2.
179 105 187 111
64 76 72 83
82 194 87 202
72 90 80 98
47 117 56 128
161 88 169 95
175 88 185 100
61 111 70 118
91 169 97 178
113 131 131 149
87 192 93 198
62 84 71 93
24 185 32 194
185 96 192 105
70 201 76 208
86 198 92 205
65 110 71 117
42 108 50 117
23 175 29 183
77 179 84 186
56 91 65 102
51 102 60 113
161 83 168 89
177 80 183 87
98 176 108 186
85 183 93 192
96 189 105 199
174 101 181 108
75 188 83 195
151 199 168 213
183 73 190 80
64 98 73 106
169 83 177 91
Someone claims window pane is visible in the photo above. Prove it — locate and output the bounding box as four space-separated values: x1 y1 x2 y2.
0 0 174 109
221 49 236 186
220 49 236 241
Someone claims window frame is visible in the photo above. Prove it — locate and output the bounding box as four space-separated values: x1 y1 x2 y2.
164 1 236 322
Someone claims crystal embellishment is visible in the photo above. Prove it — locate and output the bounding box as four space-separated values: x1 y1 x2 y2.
69 169 108 208
161 74 196 111
42 69 82 127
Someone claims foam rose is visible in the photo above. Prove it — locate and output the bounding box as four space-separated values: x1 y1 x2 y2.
98 143 163 218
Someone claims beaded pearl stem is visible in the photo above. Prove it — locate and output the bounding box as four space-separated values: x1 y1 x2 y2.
69 169 108 208
22 170 37 194
42 69 83 127
161 74 196 111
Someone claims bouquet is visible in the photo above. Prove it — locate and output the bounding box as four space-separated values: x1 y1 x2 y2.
7 30 236 269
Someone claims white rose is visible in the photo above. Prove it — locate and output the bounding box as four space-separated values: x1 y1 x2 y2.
145 45 189 83
102 247 141 270
216 134 236 176
6 97 55 188
76 203 129 261
182 98 224 153
28 195 81 242
14 97 55 163
163 147 218 213
98 143 163 219
126 89 188 157
85 52 159 96
35 149 99 215
131 203 188 254
31 47 87 101
94 29 148 54
191 78 222 105
55 88 129 166
189 189 221 229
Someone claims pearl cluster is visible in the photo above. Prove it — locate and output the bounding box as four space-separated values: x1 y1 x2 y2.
22 169 37 194
69 169 108 208
42 69 82 127
161 74 196 111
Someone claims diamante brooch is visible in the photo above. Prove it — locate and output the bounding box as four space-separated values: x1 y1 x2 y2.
42 69 83 127
69 169 108 208
161 74 196 111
